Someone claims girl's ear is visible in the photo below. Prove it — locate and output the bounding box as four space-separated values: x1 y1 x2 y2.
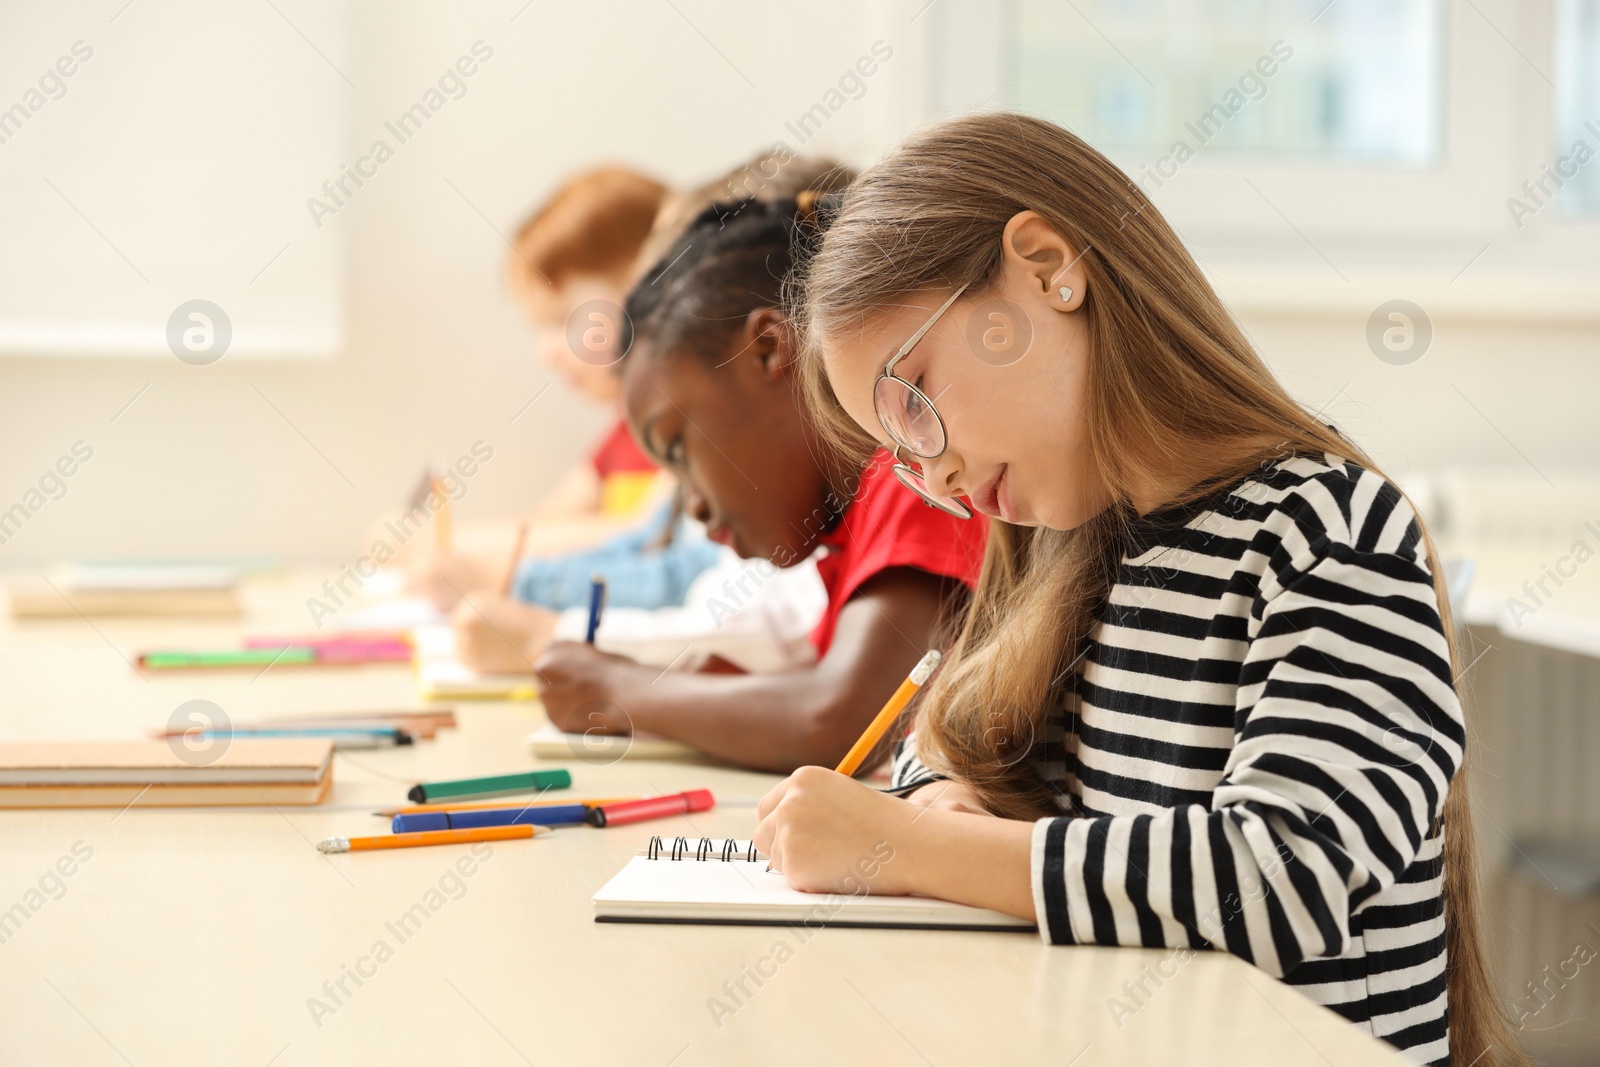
1001 211 1088 313
741 307 798 381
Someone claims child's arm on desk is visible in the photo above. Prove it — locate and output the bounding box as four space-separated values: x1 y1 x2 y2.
533 568 963 772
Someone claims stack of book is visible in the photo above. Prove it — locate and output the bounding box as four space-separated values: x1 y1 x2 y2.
6 563 242 618
0 739 334 807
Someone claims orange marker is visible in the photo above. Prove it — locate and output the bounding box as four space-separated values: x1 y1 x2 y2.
315 824 548 853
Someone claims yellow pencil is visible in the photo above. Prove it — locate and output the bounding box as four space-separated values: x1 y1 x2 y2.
834 650 942 777
433 477 453 551
500 521 530 597
316 824 548 853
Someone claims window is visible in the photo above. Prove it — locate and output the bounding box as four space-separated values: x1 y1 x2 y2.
923 0 1598 315
1010 0 1444 166
1554 0 1600 216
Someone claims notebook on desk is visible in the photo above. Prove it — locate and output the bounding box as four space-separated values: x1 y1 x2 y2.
593 836 1035 931
0 738 333 807
412 625 535 701
7 563 242 618
527 722 699 761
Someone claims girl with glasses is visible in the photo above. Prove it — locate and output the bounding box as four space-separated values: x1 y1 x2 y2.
754 113 1524 1067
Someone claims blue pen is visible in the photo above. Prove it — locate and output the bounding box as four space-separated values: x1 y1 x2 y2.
584 574 606 644
391 803 588 833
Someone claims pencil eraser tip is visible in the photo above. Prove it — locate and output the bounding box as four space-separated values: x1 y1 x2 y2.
406 785 425 803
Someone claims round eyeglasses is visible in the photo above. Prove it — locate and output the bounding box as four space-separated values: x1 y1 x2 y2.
889 452 971 519
874 283 972 520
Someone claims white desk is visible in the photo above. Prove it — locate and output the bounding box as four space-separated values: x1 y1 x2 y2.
0 572 1407 1065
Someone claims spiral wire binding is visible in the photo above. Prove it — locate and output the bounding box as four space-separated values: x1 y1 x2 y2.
645 835 759 862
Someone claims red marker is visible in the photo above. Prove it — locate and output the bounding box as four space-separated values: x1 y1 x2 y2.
583 789 714 827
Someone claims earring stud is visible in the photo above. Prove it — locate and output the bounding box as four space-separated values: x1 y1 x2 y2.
1059 286 1073 302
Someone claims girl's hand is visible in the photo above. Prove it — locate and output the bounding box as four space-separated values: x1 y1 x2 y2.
408 551 497 611
533 641 649 734
903 779 992 816
451 596 556 673
754 767 924 896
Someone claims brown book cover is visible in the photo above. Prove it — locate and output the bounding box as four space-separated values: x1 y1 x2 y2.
0 739 333 787
0 770 332 808
7 583 242 618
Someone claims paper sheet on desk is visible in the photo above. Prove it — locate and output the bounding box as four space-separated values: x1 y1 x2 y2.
527 722 698 761
593 853 1034 930
342 597 447 631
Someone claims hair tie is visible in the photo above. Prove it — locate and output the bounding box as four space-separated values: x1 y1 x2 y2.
795 189 843 233
796 189 822 224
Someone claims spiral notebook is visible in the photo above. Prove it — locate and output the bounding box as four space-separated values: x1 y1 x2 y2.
592 836 1034 931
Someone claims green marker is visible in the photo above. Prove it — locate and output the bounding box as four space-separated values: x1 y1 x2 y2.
139 647 319 670
407 768 572 804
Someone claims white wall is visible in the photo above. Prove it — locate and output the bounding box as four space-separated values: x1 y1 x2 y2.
1246 315 1600 491
0 0 1595 567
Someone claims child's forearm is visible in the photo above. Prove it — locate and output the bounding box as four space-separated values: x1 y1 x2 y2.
596 571 964 772
902 807 1039 922
620 669 861 772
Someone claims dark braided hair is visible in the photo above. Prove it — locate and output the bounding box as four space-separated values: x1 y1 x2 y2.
620 193 841 362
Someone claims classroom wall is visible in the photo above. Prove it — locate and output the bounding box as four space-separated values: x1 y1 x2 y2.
0 0 1596 568
1243 316 1600 492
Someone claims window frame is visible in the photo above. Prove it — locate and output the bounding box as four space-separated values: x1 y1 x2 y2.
915 0 1600 320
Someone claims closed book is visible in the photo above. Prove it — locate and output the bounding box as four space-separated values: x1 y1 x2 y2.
0 739 333 807
7 564 242 618
7 583 243 618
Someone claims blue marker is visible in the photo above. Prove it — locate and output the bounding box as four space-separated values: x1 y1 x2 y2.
391 803 588 834
584 574 606 644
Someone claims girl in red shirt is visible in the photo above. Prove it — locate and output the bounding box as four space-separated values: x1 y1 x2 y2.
526 197 989 772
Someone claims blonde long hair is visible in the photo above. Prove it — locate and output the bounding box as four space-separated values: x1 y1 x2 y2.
793 112 1523 1067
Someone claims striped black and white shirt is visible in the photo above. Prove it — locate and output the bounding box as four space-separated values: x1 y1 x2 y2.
892 453 1461 1066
